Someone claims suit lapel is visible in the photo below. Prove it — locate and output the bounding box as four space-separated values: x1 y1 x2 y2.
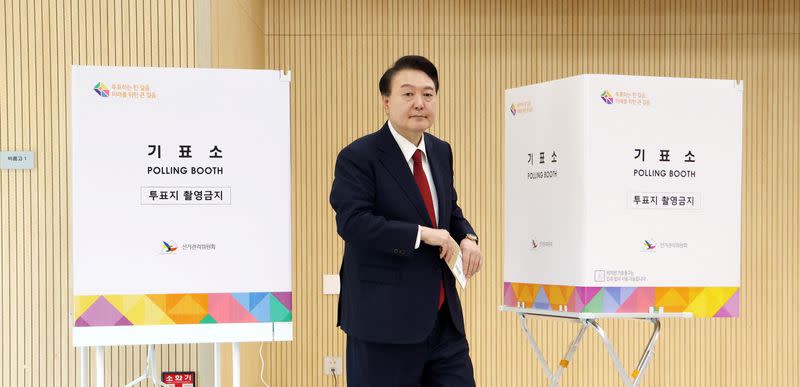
377 124 434 227
425 134 448 228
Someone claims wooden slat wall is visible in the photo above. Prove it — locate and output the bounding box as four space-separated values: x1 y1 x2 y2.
0 1 198 386
250 0 800 386
211 0 265 70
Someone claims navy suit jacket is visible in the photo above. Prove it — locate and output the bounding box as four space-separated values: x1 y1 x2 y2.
330 123 476 344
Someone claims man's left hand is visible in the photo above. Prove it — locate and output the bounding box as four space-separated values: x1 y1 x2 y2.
459 238 483 279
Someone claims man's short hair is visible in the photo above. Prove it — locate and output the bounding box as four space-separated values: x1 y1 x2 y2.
379 55 439 96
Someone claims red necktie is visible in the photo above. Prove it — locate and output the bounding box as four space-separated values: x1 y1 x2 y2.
412 149 445 310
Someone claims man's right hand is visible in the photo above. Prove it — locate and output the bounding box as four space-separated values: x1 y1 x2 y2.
420 227 458 263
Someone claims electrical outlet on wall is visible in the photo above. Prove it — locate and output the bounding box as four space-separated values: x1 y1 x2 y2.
323 274 341 294
324 356 342 375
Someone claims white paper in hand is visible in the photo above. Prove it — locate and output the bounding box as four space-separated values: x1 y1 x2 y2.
448 247 468 289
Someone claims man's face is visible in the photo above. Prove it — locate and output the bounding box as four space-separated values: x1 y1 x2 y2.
382 69 438 137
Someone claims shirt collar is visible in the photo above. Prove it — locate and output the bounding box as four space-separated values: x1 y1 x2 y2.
387 120 427 163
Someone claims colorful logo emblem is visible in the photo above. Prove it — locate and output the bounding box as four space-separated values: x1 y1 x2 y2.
510 101 532 115
93 82 110 97
643 240 656 251
601 90 614 105
162 241 178 253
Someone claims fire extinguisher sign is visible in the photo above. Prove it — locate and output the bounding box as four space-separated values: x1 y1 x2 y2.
162 371 195 387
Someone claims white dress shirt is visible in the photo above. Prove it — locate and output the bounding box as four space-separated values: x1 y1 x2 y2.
387 120 439 249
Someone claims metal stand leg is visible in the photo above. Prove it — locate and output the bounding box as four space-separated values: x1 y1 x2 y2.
517 313 589 387
586 318 661 387
232 342 241 387
95 346 105 387
214 343 222 387
552 322 589 385
517 313 553 381
516 313 662 387
123 344 169 386
80 347 89 387
632 318 661 385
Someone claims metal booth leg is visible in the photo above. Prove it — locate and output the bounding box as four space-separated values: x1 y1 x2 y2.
586 318 662 387
517 313 590 387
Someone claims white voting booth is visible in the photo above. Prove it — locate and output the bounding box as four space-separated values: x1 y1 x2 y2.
502 74 742 386
71 66 292 387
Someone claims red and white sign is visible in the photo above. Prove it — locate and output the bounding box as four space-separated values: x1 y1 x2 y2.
162 371 195 387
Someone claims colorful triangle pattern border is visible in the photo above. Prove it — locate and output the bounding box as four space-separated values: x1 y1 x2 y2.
74 292 292 327
504 282 739 318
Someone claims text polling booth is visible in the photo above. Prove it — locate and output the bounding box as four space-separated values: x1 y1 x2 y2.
71 66 292 386
502 75 742 386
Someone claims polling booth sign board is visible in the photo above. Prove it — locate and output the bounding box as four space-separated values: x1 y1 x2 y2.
504 75 742 318
71 66 293 346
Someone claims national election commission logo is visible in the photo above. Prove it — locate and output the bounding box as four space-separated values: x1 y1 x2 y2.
93 82 110 97
161 241 178 253
643 240 656 251
529 237 552 251
601 90 614 104
641 239 689 252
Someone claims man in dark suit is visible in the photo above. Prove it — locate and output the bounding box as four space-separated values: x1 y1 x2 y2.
330 55 484 386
